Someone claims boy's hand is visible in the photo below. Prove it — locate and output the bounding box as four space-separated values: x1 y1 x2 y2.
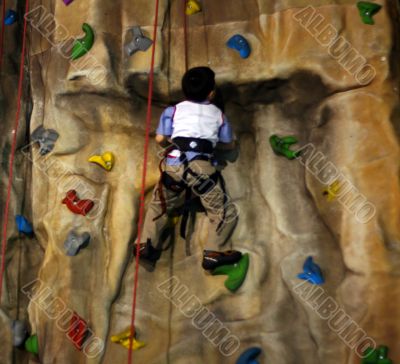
215 140 237 151
155 134 171 147
214 140 239 163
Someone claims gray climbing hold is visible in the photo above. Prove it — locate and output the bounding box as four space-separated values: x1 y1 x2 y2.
31 125 59 155
125 26 153 56
12 320 28 347
64 231 91 256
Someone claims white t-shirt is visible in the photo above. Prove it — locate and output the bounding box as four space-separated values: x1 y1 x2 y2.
171 101 224 147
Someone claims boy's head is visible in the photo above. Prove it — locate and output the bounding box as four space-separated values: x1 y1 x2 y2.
182 67 216 102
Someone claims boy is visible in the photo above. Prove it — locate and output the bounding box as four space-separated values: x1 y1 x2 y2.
135 67 243 271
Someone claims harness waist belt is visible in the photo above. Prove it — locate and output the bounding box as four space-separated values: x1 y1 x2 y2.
172 137 214 154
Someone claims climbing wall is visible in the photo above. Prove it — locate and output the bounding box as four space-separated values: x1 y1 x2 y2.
1 0 400 363
0 0 43 363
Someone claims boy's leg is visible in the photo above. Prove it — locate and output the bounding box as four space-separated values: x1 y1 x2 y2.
138 165 186 253
187 160 238 249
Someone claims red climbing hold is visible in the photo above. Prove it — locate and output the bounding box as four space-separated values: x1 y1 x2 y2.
62 190 94 216
68 312 89 350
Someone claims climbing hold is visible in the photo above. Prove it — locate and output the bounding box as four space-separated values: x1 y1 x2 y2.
68 312 89 350
88 151 115 171
236 347 262 364
212 253 250 292
4 9 17 25
25 334 39 355
62 190 94 216
111 329 146 351
357 2 382 25
170 216 180 226
227 34 251 59
269 135 300 160
323 180 340 202
297 256 324 285
62 0 74 5
125 26 153 56
31 125 59 156
15 215 33 235
64 231 91 256
71 23 95 60
186 0 201 15
362 345 393 364
12 320 28 347
202 250 242 271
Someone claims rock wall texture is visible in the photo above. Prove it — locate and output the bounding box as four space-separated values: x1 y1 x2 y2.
1 0 400 363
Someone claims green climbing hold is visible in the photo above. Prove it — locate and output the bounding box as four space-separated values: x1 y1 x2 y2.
269 135 300 160
357 2 382 25
71 23 95 60
362 346 392 364
25 334 39 355
212 253 249 292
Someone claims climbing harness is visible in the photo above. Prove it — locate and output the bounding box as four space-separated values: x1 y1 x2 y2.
153 136 228 248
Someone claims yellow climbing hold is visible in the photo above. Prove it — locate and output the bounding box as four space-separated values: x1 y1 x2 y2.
171 216 180 226
186 0 201 15
88 152 115 171
111 330 146 351
323 180 341 202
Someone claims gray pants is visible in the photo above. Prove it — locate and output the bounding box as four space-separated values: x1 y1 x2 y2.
141 160 238 251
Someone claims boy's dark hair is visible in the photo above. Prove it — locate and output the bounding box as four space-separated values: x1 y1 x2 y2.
182 67 215 102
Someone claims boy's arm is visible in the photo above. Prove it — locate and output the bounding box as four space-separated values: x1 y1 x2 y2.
156 107 175 147
216 115 236 150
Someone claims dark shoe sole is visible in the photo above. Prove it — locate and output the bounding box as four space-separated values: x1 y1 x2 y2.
202 250 242 270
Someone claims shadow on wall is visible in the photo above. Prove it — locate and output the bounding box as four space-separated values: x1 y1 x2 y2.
125 70 332 121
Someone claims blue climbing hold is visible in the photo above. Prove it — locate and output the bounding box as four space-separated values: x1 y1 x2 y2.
227 34 251 59
15 215 33 235
4 10 17 25
64 231 91 256
297 256 325 285
236 347 262 364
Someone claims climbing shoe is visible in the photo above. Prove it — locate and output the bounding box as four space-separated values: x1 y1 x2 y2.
202 250 242 271
133 239 161 264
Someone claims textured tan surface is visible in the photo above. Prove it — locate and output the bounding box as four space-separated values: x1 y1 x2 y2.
0 0 399 363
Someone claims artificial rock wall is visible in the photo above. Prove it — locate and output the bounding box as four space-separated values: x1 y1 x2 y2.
1 0 400 363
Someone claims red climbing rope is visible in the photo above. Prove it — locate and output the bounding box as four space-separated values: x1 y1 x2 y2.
0 0 6 72
0 0 30 304
183 0 188 71
127 0 160 362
